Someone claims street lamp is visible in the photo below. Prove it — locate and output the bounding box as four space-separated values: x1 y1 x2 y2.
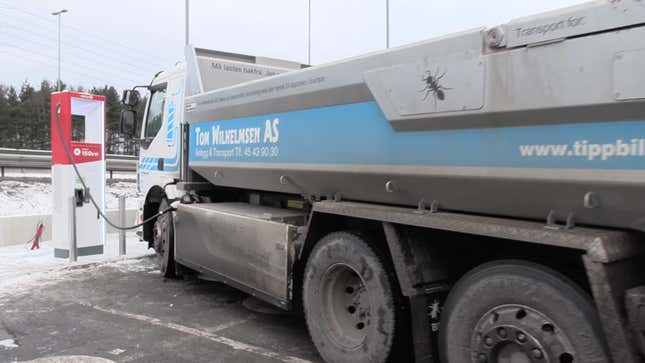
185 0 190 45
51 9 68 91
386 0 389 48
307 0 311 65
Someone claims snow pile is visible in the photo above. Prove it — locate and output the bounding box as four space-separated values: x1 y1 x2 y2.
0 180 51 216
0 168 50 179
0 338 18 349
104 181 142 210
0 180 142 217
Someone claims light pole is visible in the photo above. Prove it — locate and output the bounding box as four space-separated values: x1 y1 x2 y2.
51 9 68 91
386 0 390 48
307 0 311 65
185 0 190 45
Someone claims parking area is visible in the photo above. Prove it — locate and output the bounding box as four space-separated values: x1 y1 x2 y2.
0 257 321 363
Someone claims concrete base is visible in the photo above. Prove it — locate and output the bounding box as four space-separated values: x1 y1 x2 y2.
54 245 104 258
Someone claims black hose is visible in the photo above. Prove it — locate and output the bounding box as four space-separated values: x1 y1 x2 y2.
54 102 174 231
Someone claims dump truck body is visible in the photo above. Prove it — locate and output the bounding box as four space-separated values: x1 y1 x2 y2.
184 2 645 232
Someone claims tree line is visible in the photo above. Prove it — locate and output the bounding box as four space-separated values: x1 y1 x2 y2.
0 80 146 155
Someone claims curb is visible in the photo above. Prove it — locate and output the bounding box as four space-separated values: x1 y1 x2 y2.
58 253 156 272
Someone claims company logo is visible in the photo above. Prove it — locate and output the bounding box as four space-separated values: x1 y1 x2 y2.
194 118 280 147
66 142 102 164
73 146 99 157
81 149 99 157
420 68 452 107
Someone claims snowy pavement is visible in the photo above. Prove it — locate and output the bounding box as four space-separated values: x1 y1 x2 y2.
0 233 153 299
0 249 320 363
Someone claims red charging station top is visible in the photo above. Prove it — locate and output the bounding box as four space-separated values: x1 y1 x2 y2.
50 91 106 165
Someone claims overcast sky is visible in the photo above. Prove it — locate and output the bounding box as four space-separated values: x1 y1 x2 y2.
0 0 587 91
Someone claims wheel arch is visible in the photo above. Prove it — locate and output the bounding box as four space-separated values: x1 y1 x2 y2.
142 185 167 242
297 214 414 362
296 210 589 300
293 212 398 310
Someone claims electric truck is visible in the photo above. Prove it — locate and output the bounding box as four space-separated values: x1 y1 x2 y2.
120 1 645 362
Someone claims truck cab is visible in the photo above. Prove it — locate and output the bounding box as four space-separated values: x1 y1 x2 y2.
141 68 184 192
130 65 184 243
129 48 304 245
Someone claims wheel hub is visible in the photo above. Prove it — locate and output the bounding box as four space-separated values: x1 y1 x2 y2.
472 305 576 363
152 219 164 253
321 263 370 349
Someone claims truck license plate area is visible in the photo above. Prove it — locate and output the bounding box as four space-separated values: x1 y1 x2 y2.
174 202 305 307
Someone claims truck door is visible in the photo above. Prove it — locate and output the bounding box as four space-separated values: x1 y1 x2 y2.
139 77 184 193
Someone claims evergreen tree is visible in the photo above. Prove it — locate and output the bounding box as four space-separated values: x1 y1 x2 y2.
0 80 138 155
18 81 37 149
0 86 8 147
35 80 53 149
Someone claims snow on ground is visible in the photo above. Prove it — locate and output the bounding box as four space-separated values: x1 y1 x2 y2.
0 171 154 300
0 339 18 349
0 179 142 217
105 181 142 210
1 168 50 179
2 168 135 180
0 233 155 300
0 180 51 216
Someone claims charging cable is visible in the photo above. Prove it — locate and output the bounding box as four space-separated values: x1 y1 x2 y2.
54 102 174 230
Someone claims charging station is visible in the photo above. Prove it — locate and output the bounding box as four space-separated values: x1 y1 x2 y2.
51 91 106 258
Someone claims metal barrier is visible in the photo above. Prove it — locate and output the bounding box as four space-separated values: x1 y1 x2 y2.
0 148 137 178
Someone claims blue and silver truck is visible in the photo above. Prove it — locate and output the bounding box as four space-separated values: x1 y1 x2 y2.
121 1 645 362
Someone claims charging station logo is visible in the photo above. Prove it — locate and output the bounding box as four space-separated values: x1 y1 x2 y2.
69 143 102 164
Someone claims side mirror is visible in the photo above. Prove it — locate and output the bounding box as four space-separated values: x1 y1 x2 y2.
121 89 140 107
120 110 138 136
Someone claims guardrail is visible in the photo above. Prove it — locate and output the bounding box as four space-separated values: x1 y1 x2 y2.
0 148 137 178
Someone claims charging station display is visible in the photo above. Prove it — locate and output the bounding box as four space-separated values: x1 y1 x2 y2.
51 91 106 258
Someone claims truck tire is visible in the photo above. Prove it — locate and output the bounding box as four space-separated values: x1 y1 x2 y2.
439 260 609 363
152 198 175 278
302 232 401 363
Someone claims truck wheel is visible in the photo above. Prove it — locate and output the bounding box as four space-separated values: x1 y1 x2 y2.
152 198 175 278
303 232 400 363
439 260 609 363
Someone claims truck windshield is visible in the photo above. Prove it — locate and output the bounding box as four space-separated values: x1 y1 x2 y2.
144 86 167 139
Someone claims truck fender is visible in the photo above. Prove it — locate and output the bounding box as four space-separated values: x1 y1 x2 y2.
296 211 452 363
142 185 167 242
381 222 452 297
296 210 454 297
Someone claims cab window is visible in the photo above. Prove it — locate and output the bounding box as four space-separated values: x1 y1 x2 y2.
144 86 167 138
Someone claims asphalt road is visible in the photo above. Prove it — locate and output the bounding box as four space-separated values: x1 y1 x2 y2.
0 257 321 363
